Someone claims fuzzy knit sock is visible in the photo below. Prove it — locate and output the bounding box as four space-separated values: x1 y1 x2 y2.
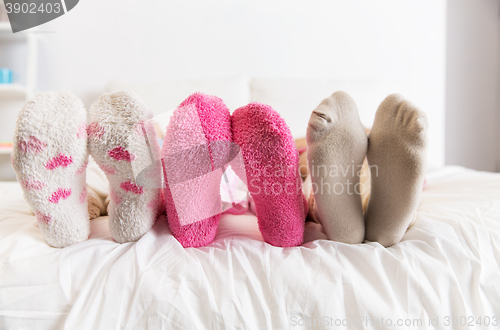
364 94 428 247
232 103 307 247
306 91 367 244
12 91 90 248
161 93 233 248
88 91 163 243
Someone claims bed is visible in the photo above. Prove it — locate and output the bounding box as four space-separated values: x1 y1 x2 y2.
1 165 499 329
1 78 499 329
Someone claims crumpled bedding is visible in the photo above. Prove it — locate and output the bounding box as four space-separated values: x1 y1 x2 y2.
0 166 499 329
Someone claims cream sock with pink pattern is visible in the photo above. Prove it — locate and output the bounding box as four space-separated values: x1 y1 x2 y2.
88 91 163 243
12 91 90 248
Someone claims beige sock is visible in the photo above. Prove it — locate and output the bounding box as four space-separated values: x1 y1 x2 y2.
364 94 428 247
306 91 368 244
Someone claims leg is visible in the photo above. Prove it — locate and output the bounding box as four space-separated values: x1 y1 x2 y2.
89 91 163 243
306 91 367 244
364 94 428 247
87 187 106 219
161 93 232 248
86 157 110 219
232 103 306 247
12 92 90 247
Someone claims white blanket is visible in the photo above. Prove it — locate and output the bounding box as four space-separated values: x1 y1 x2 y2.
0 166 499 329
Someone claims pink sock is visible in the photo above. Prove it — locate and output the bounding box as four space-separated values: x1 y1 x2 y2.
161 93 232 247
232 103 307 247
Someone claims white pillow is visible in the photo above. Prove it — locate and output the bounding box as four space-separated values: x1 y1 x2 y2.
250 77 380 138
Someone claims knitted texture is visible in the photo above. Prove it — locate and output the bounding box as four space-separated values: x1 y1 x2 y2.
232 103 306 247
12 91 90 248
364 94 428 247
306 91 368 244
161 93 232 248
88 91 163 243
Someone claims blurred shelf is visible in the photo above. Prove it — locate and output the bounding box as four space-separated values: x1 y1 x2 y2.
0 4 37 149
0 21 16 37
0 21 36 39
0 147 13 155
0 21 11 33
0 84 28 97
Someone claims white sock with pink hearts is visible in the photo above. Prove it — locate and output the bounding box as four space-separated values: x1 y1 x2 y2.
88 91 163 243
12 91 90 248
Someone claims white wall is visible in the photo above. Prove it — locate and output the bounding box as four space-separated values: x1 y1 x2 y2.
0 0 447 178
446 0 500 172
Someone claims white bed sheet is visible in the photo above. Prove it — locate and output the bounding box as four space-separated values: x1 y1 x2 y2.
0 166 499 329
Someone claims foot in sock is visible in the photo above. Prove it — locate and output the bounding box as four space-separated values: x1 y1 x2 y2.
306 91 367 244
161 93 232 248
89 91 162 243
364 94 427 247
12 91 90 248
232 103 307 247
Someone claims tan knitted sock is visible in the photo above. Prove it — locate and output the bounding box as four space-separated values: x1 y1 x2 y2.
306 91 368 244
364 94 428 247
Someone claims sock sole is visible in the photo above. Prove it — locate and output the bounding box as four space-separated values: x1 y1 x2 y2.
89 91 162 243
12 91 90 248
161 93 232 248
306 91 367 244
364 93 428 247
232 103 306 247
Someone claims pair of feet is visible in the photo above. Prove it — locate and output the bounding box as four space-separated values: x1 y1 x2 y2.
12 91 164 247
12 91 307 248
307 91 428 247
162 93 306 248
